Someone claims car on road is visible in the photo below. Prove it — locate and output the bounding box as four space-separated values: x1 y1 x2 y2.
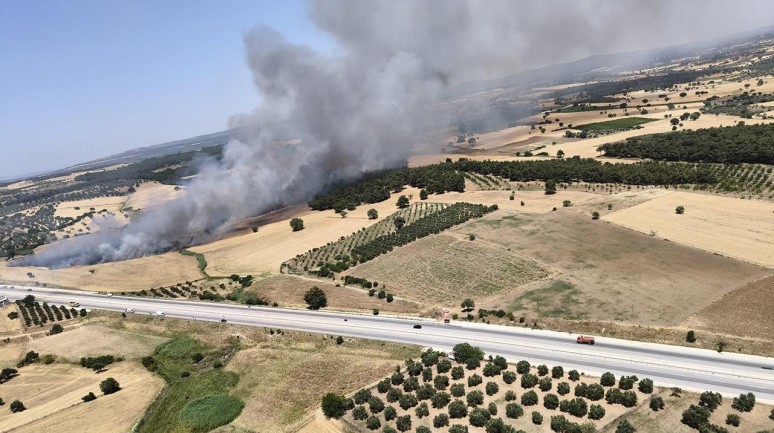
69 301 80 307
106 293 113 297
155 311 165 316
125 308 134 313
413 324 422 329
576 335 595 345
220 318 227 323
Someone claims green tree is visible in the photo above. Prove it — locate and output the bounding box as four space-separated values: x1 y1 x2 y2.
448 425 468 433
731 392 755 412
393 215 406 230
395 414 412 432
557 150 565 158
531 411 543 425
638 378 654 394
521 373 538 389
448 399 468 418
415 402 430 419
502 371 516 384
699 391 722 411
675 205 685 214
460 298 475 311
649 396 665 411
354 389 372 404
551 366 564 378
686 330 697 343
434 413 450 427
451 366 465 380
396 195 410 209
521 391 538 406
452 343 484 365
434 374 449 390
450 383 465 398
321 393 347 419
352 405 368 420
682 404 711 428
368 396 384 414
557 382 570 396
544 393 559 410
725 414 740 427
505 402 524 419
537 364 549 376
568 370 580 381
538 377 553 392
437 358 452 373
290 217 304 231
367 208 378 220
99 377 121 395
303 286 327 310
10 400 25 413
419 189 428 200
485 382 499 396
82 392 97 402
384 406 397 421
467 390 484 407
545 179 557 195
365 415 381 430
600 372 616 387
50 324 63 335
432 392 451 409
616 419 636 433
469 408 490 427
589 404 606 420
592 211 600 220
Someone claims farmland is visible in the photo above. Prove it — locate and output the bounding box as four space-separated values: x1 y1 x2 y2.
575 117 657 131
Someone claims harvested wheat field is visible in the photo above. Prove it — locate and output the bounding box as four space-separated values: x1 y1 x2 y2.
124 181 185 211
250 275 423 314
350 232 549 306
0 303 22 335
570 188 671 217
190 188 423 275
54 195 127 218
27 324 168 361
0 251 202 292
603 191 774 268
456 211 769 325
0 361 164 433
227 333 420 433
423 189 600 214
682 274 774 341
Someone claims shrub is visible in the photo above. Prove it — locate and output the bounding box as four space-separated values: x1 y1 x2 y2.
469 408 491 427
365 415 381 430
368 396 384 414
449 425 468 433
398 393 418 410
483 363 501 377
638 378 654 394
352 405 368 420
383 427 397 433
422 367 433 382
386 387 402 403
377 378 391 393
592 211 600 220
415 402 429 418
504 402 524 419
568 370 580 381
467 390 484 407
437 358 452 373
395 414 411 432
589 404 605 420
492 355 508 370
504 390 516 401
551 366 564 379
619 375 638 390
676 205 685 214
290 217 304 231
557 382 570 396
621 391 638 408
448 399 468 418
82 392 97 402
649 396 665 411
99 377 121 395
192 352 204 363
521 390 538 406
731 392 755 412
485 381 500 396
384 406 397 421
434 413 450 427
303 286 327 310
468 374 483 387
141 356 158 371
537 364 549 376
532 411 543 425
10 400 25 413
544 393 559 410
452 343 484 365
415 427 430 433
391 372 405 385
416 384 436 400
80 355 115 371
616 419 636 433
521 373 538 389
725 413 740 427
516 360 530 374
699 391 723 411
434 374 449 390
50 324 64 335
539 377 553 392
600 372 616 387
431 392 451 409
403 377 419 392
450 383 465 397
686 330 697 343
681 404 711 429
451 366 465 380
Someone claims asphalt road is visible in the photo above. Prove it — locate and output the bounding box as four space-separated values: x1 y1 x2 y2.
3 285 774 402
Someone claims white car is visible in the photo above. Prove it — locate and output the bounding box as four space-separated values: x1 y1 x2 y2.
125 308 135 313
106 293 113 297
155 311 165 316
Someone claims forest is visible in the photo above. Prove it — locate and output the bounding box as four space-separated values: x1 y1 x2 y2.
598 124 774 164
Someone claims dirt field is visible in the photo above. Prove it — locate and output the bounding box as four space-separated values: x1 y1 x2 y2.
26 324 168 361
453 210 769 325
250 275 424 314
350 232 550 307
683 274 774 341
603 191 774 268
0 303 22 335
54 196 127 218
0 361 164 433
190 188 424 276
422 189 601 214
124 181 185 211
0 251 203 292
227 334 419 433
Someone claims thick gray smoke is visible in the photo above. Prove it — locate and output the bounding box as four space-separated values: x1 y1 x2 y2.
16 0 774 268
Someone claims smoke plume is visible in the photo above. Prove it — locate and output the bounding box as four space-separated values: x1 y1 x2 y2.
16 0 774 268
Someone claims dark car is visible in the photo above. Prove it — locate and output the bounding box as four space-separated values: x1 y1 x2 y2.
220 319 227 323
413 324 422 329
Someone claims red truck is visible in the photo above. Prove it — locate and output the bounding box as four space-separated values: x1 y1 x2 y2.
576 335 595 345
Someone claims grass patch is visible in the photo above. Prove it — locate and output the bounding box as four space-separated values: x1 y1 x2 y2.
137 336 242 433
180 394 244 432
511 280 587 319
575 117 656 131
556 104 613 113
180 249 210 278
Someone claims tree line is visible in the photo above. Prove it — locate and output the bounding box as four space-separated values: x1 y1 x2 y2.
598 124 774 164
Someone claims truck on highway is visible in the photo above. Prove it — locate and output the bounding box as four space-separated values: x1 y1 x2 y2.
576 335 595 345
69 301 80 307
442 309 451 323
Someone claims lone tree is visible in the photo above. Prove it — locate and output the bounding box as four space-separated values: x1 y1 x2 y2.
290 217 304 231
393 216 406 230
304 286 328 310
675 205 685 215
557 149 565 158
396 195 410 209
367 209 379 220
460 299 475 311
10 400 25 413
419 189 428 200
544 179 557 195
452 343 484 365
592 211 600 220
321 393 347 419
686 330 696 343
99 377 121 395
50 324 63 335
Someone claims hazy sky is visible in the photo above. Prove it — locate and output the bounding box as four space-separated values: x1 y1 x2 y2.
2 0 773 178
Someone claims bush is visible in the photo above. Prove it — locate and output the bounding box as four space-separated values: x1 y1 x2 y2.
521 390 538 406
80 355 116 371
141 356 158 371
431 392 451 409
416 384 436 400
485 381 500 397
384 406 397 421
619 375 638 390
686 330 697 343
451 366 465 380
532 411 543 425
538 377 553 392
437 358 452 373
395 414 412 432
516 360 530 374
551 366 564 379
468 374 483 387
434 413 450 427
676 205 685 214
99 377 121 395
568 370 580 381
192 352 204 363
448 399 468 418
7 311 18 320
434 374 449 390
10 400 25 413
383 427 397 433
422 367 433 382
391 372 405 386
699 391 723 411
377 378 391 393
449 426 468 433
321 393 347 419
537 364 549 376
290 217 304 231
638 378 654 394
557 382 570 396
415 427 430 433
469 408 491 427
649 395 665 411
368 396 384 414
482 363 501 377
731 392 755 412
467 390 485 407
178 395 245 431
682 404 711 429
50 324 64 335
504 390 516 401
521 373 538 389
81 392 97 402
303 286 327 310
600 372 616 387
544 393 559 410
452 343 484 365
398 393 418 410
450 383 465 398
365 415 381 430
352 405 368 420
415 402 429 418
589 404 606 420
403 376 419 392
616 419 636 433
725 413 740 427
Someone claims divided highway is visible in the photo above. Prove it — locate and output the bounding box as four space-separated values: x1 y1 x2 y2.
2 285 773 402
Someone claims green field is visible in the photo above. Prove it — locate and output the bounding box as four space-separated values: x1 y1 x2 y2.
557 104 614 113
576 117 656 131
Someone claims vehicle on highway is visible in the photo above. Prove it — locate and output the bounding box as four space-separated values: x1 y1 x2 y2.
576 335 595 345
155 311 165 316
125 308 134 313
220 318 227 323
69 301 80 307
442 309 451 323
413 324 422 329
106 292 113 297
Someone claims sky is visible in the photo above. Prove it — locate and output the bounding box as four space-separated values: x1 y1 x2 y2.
2 0 773 179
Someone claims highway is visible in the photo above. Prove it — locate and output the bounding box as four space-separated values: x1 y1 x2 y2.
2 284 773 403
